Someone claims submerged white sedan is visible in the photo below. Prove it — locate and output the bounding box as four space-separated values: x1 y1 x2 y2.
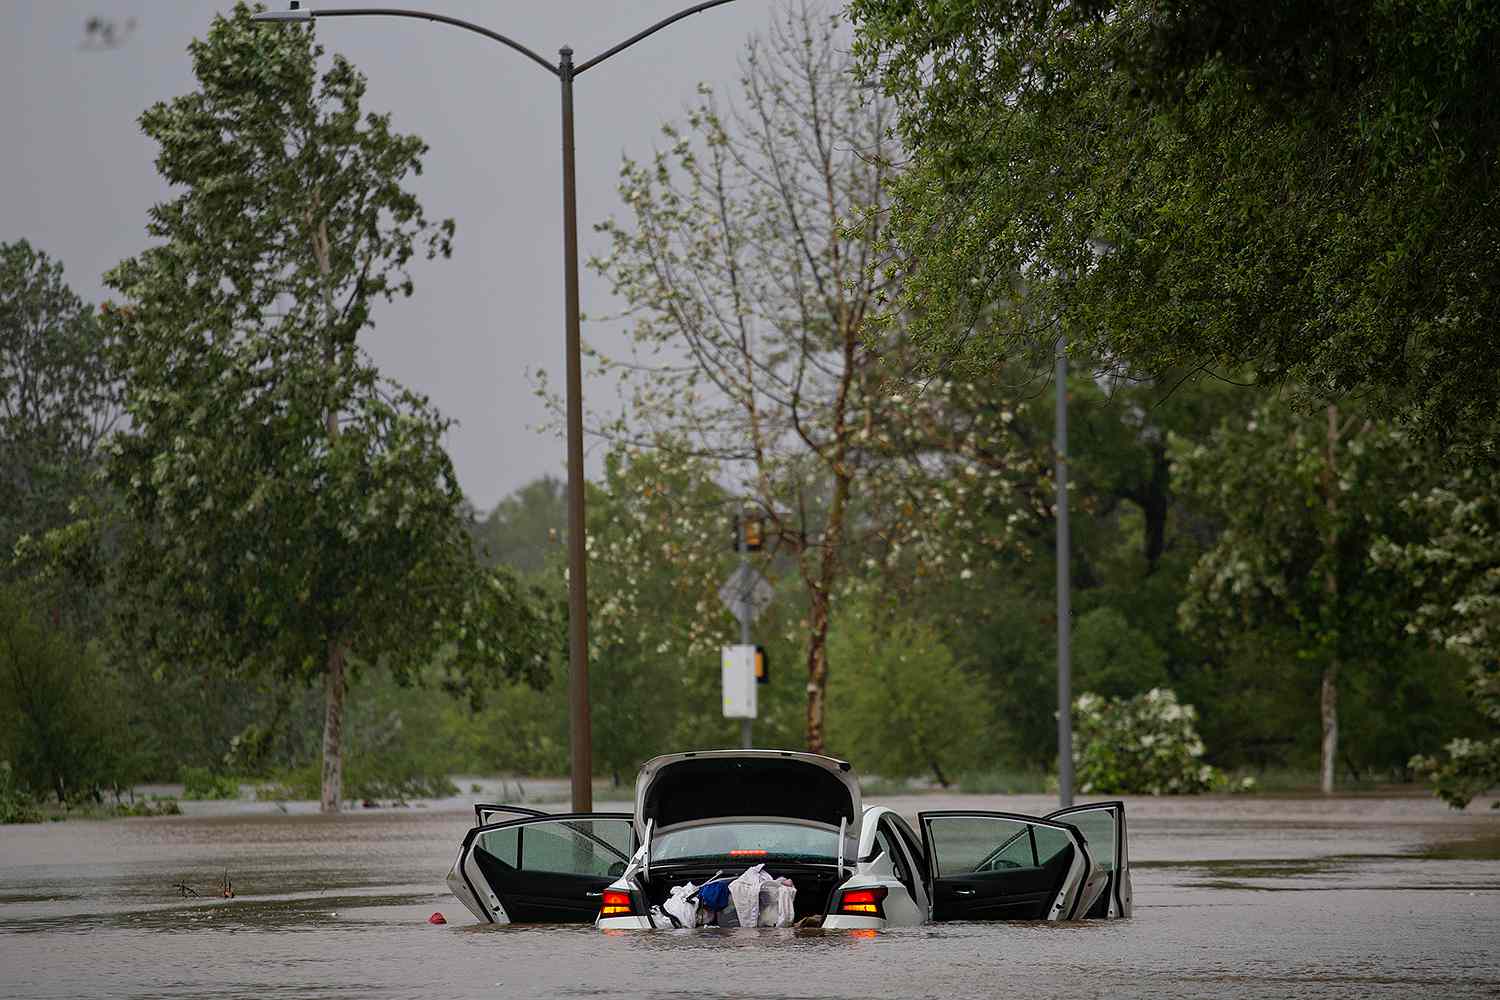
446 749 1132 929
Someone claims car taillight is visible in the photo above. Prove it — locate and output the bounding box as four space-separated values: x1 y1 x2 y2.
729 849 768 857
600 889 635 917
837 886 887 917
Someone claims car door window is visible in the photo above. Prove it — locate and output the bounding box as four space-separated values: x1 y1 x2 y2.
927 816 1034 876
475 825 521 868
978 827 1036 871
891 816 927 875
876 824 915 895
473 819 632 875
1031 824 1072 867
1054 809 1115 870
519 819 630 876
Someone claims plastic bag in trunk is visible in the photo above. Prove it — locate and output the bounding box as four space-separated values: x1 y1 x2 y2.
728 864 798 928
662 882 700 928
757 878 796 927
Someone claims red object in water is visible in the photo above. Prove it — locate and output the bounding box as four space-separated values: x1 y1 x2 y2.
428 912 447 925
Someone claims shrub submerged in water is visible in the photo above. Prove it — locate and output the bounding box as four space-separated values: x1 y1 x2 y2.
1072 689 1224 795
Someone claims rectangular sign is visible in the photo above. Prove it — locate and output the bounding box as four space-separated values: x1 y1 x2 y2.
722 644 758 719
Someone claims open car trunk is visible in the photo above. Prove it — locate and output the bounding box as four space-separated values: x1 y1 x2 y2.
635 751 861 846
639 862 843 925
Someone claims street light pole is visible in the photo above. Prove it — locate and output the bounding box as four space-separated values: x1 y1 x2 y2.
1056 333 1073 810
557 46 593 813
253 1 740 814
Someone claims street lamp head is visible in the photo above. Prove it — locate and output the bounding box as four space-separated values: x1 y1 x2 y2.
251 2 313 24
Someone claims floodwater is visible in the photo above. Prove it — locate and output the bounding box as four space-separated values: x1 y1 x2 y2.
1 791 1497 999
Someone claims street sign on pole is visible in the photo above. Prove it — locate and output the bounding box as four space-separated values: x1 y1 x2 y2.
722 644 757 718
718 564 774 624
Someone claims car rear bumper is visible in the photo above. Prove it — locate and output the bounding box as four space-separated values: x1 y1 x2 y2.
597 915 657 930
819 914 884 930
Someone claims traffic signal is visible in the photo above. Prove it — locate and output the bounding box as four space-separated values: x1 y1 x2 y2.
734 511 765 552
754 645 768 684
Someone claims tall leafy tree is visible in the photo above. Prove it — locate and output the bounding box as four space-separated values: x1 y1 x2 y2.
849 0 1500 462
101 3 554 812
1173 402 1430 791
0 241 119 569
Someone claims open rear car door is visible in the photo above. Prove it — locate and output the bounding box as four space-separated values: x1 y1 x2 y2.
447 813 635 924
916 811 1095 921
1048 801 1132 917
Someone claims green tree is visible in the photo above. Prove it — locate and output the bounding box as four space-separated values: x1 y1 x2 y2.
1072 607 1169 700
471 476 567 574
0 240 119 572
0 585 135 803
99 3 554 812
849 0 1500 462
1174 402 1430 792
825 595 984 785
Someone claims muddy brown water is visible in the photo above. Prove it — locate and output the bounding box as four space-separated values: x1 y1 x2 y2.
1 792 1497 999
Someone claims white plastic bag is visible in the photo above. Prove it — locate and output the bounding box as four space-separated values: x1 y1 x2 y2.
757 878 797 927
662 881 700 928
728 864 772 927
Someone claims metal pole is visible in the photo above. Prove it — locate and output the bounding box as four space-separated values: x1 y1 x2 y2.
739 537 753 750
1055 335 1073 809
560 47 592 813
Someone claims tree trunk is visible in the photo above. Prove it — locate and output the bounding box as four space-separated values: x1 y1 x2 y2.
805 582 831 753
312 208 348 815
320 639 346 813
1319 404 1340 795
1141 443 1171 574
1320 660 1338 795
803 433 853 752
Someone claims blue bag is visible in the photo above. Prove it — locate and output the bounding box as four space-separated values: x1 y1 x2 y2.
697 880 731 911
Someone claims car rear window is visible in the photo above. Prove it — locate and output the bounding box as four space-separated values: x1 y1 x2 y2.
653 822 854 864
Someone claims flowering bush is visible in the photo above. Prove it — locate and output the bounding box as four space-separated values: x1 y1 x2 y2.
1072 689 1224 795
1408 661 1499 809
1410 739 1500 810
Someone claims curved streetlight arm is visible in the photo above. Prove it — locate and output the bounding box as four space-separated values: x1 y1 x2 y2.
575 0 739 75
279 7 558 76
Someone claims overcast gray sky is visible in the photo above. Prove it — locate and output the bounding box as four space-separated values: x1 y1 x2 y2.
1 0 783 511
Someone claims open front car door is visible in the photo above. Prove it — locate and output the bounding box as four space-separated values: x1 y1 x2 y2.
447 813 634 924
1048 801 1132 917
917 811 1095 921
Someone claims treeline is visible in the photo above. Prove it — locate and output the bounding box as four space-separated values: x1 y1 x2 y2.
462 382 1487 794
2 3 555 816
4 1 1497 814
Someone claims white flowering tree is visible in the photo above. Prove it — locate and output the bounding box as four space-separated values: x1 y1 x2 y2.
588 5 1033 751
1373 472 1500 808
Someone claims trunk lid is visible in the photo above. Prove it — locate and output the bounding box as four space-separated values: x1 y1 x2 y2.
634 750 861 843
